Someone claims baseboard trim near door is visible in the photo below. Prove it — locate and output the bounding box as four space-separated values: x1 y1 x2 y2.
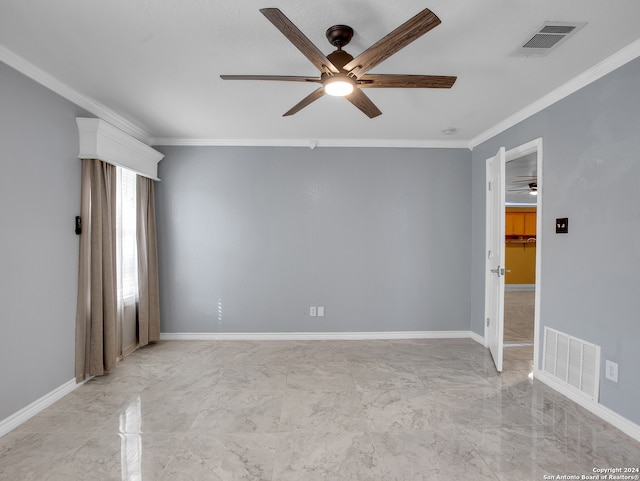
534 369 640 443
0 378 82 438
161 330 485 342
467 331 485 346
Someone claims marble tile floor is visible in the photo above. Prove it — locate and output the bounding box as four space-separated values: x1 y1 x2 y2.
1 339 639 480
504 290 535 344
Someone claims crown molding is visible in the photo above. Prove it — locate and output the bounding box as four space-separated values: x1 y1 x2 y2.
150 137 471 149
4 35 638 152
0 45 152 144
470 38 640 149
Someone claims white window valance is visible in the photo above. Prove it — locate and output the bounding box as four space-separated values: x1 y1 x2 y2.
76 118 164 180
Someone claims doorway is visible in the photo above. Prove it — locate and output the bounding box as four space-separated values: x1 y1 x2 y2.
485 138 543 374
504 152 538 372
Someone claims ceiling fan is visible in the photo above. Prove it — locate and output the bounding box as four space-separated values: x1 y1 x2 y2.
508 178 538 195
220 7 457 118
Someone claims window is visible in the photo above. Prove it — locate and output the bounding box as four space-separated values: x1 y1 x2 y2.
116 167 138 302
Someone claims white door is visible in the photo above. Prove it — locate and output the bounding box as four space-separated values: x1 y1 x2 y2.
485 147 506 372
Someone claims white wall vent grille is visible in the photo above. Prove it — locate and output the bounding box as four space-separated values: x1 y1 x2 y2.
543 327 600 401
514 22 587 57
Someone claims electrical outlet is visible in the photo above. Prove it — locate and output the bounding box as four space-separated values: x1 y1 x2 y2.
605 360 618 382
317 306 324 317
309 306 317 317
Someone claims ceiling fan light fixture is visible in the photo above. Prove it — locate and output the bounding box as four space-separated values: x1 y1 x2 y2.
222 8 456 117
323 75 355 96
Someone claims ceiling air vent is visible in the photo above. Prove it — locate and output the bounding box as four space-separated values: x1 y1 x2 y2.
514 22 586 57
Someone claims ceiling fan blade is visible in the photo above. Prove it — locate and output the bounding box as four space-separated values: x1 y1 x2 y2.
344 9 441 76
345 89 382 118
358 74 456 88
260 8 339 74
221 75 321 83
283 87 325 116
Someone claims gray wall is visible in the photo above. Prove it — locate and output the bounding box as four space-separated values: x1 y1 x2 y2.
5 43 636 431
155 146 472 334
0 62 87 420
471 57 640 424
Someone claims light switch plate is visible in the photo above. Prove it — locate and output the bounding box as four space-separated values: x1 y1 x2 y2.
317 306 324 317
556 217 569 234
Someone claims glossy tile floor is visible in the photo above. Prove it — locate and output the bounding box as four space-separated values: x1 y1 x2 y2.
504 289 535 344
2 339 639 480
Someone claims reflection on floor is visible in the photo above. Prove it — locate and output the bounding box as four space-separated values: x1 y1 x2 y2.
504 289 535 344
1 339 639 480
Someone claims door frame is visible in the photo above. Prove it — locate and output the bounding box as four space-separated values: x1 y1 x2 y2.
484 137 543 371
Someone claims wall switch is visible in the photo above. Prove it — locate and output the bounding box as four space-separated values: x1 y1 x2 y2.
605 360 618 382
556 217 569 234
309 306 317 317
317 306 324 317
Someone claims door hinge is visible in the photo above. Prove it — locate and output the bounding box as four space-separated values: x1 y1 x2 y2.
488 181 492 191
486 317 490 327
488 249 492 259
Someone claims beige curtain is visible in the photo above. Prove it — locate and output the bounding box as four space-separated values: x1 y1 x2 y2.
75 159 117 382
136 176 161 346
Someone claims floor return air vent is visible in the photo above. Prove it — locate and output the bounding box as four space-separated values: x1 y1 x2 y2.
543 326 600 401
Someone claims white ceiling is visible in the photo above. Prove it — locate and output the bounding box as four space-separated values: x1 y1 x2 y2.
1 0 639 146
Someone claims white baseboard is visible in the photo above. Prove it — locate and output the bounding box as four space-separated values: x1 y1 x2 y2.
468 330 485 346
160 330 481 341
534 369 640 443
0 378 81 438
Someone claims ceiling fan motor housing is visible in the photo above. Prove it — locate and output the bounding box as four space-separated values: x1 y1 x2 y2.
326 49 355 72
326 25 354 49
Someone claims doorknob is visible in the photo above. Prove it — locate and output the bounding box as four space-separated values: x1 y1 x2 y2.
490 266 505 276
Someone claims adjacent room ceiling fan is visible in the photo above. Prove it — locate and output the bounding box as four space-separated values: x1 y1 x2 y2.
220 7 457 118
508 177 538 195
